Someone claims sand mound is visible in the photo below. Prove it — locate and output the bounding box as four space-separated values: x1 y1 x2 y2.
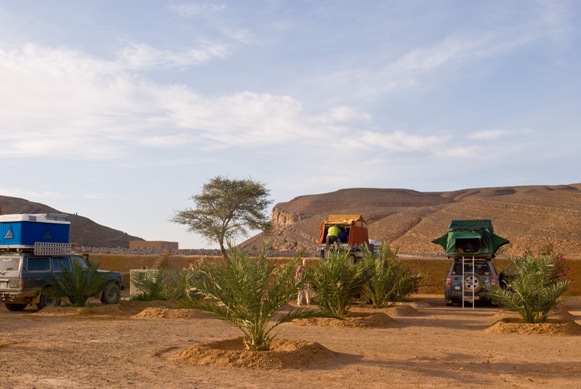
387 305 423 317
34 304 126 317
491 308 577 323
294 311 395 328
553 307 577 321
32 299 181 317
133 307 214 319
174 337 337 369
485 318 581 336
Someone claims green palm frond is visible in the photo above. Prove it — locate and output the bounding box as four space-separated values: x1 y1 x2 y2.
309 249 371 317
49 260 108 307
178 243 335 351
490 254 570 323
360 244 423 308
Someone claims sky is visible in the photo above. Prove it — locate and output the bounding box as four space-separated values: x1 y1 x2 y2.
0 1 580 249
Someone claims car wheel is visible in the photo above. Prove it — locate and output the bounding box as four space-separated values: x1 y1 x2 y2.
5 303 27 311
101 282 121 304
37 289 61 310
463 273 483 293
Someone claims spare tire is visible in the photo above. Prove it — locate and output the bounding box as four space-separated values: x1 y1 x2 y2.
463 273 483 293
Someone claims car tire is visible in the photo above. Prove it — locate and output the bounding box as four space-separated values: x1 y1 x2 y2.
5 303 27 311
101 282 121 304
37 289 61 310
463 273 483 293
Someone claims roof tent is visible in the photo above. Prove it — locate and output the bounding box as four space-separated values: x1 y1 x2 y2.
431 219 509 259
0 213 70 248
317 214 369 246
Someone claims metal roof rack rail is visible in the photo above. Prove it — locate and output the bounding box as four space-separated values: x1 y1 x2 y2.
33 242 71 256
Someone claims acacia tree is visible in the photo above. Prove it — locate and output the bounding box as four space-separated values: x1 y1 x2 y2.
172 176 272 259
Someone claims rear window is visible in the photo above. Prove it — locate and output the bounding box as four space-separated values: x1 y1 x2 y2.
27 257 51 271
0 257 20 272
452 262 492 275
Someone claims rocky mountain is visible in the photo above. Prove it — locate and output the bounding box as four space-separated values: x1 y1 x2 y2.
257 184 581 259
0 195 142 248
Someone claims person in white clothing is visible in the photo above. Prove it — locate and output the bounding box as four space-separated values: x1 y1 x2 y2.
295 258 310 306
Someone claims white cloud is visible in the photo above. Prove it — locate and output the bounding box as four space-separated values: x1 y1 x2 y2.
314 3 572 103
119 42 227 70
319 106 371 123
168 3 226 17
0 39 545 169
470 129 510 141
470 128 532 141
343 130 448 153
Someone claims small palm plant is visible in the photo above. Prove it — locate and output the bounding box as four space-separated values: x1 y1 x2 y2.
309 248 371 317
490 254 570 323
179 244 335 351
131 268 174 301
361 243 423 308
131 268 200 301
50 259 108 307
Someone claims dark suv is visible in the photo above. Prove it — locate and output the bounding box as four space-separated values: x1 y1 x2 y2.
444 259 499 306
0 251 124 311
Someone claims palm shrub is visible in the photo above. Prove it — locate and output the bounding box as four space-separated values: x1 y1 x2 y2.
178 244 335 351
131 267 202 301
309 248 372 317
49 259 108 307
174 267 205 301
361 243 423 308
489 254 570 323
131 268 176 301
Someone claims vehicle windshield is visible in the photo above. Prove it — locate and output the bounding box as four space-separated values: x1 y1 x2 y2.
0 257 21 272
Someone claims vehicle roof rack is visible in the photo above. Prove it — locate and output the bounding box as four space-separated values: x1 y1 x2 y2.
34 242 71 256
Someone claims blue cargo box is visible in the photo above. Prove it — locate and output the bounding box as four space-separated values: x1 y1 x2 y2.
0 214 70 247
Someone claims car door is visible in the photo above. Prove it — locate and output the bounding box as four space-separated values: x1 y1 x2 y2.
24 256 52 290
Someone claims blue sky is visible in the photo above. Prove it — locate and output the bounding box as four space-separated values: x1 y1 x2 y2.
0 1 579 249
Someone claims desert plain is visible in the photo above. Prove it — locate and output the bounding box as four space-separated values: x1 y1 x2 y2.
2 293 581 389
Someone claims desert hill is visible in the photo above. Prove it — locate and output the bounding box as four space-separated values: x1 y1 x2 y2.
259 184 581 259
4 184 581 258
0 195 142 248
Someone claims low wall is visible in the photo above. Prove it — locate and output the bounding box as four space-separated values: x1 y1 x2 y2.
89 254 581 296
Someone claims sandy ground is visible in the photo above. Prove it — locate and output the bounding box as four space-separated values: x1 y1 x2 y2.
1 295 581 389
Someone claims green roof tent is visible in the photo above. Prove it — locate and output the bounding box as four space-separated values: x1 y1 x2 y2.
431 219 509 259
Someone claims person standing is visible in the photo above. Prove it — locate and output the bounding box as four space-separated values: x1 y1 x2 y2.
295 258 310 306
325 225 341 249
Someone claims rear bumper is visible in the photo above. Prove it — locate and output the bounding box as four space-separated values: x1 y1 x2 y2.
445 289 492 301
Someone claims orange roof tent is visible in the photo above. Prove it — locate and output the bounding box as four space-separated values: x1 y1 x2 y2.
317 214 369 245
